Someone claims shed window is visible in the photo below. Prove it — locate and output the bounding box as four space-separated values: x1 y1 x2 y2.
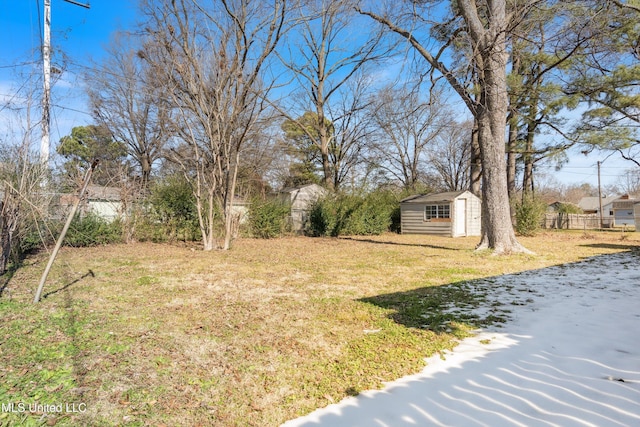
425 204 450 220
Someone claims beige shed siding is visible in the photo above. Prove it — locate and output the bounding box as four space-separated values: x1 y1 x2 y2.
400 190 482 237
401 204 451 235
635 203 640 230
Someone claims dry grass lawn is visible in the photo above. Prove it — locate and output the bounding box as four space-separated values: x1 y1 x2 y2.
1 230 638 426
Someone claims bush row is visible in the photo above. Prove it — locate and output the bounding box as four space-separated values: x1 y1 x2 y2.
306 191 399 237
17 188 556 256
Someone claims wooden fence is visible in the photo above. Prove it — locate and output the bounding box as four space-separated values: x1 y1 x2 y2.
543 213 614 230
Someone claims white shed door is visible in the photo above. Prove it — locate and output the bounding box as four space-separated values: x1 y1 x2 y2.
454 198 467 237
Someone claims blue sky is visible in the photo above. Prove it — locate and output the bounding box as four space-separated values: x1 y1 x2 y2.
0 0 138 159
1 0 137 62
0 0 635 190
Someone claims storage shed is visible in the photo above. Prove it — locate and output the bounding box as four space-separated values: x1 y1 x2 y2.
400 190 482 237
279 183 327 232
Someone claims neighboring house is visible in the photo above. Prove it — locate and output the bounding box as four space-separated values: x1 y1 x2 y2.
85 185 122 221
400 190 481 237
611 194 637 226
577 194 637 227
577 195 618 227
547 201 563 213
57 185 122 222
634 201 640 230
279 183 327 232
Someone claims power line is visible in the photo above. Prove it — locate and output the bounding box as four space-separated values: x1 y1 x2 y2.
0 61 39 69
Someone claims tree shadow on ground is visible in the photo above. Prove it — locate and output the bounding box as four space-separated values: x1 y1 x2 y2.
43 269 95 299
286 251 640 427
580 242 640 251
340 236 459 251
359 279 510 335
0 258 25 298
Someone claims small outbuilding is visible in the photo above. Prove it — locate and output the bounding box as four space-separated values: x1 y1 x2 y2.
279 183 327 232
400 190 482 237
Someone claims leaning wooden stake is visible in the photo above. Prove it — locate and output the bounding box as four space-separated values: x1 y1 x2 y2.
34 160 99 303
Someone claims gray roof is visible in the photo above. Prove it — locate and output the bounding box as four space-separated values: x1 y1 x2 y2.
578 196 618 211
86 185 121 201
401 190 469 204
280 183 325 194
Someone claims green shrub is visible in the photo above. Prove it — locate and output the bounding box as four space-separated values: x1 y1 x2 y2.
140 176 201 242
17 219 56 255
306 191 397 237
513 195 547 236
248 198 291 238
64 213 123 247
131 216 170 243
307 196 335 237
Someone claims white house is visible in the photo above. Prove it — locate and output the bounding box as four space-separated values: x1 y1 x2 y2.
578 194 637 227
57 185 123 222
611 195 637 226
577 195 617 227
400 190 482 237
84 185 122 221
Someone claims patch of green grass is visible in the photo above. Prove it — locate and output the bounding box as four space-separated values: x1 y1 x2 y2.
135 275 158 286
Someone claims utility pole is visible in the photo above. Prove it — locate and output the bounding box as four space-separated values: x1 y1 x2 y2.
40 0 90 168
597 161 604 229
41 0 51 167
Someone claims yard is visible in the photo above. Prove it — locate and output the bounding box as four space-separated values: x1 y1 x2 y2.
1 230 638 426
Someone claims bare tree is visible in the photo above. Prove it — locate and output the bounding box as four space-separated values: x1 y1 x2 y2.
1 139 48 276
614 168 640 196
359 0 533 254
280 0 388 190
86 33 170 189
321 71 374 189
429 121 473 192
141 0 287 250
367 83 449 191
1 77 50 275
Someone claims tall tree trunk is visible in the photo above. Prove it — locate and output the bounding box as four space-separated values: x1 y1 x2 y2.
522 132 535 197
506 43 522 201
140 156 152 190
506 115 518 199
522 92 539 198
462 0 530 254
359 0 530 253
223 149 241 251
0 191 19 275
316 108 333 188
469 118 482 197
0 201 10 275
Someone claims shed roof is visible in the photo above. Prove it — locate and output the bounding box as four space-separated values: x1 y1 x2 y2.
280 183 325 194
401 190 470 204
